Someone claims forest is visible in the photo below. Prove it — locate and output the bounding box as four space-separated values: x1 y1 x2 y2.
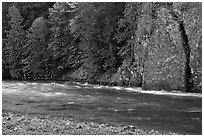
2 2 202 93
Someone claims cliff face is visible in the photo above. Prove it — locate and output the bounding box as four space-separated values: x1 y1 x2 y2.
142 10 186 91
184 7 202 93
143 33 186 91
133 7 201 93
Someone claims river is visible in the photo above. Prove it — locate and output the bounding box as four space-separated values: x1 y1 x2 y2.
2 81 202 134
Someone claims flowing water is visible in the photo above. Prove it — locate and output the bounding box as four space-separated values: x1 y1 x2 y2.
2 81 202 134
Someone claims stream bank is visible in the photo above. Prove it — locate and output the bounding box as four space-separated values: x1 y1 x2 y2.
3 111 172 135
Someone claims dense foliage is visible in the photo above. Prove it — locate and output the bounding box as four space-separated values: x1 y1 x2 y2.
2 2 202 93
4 6 26 79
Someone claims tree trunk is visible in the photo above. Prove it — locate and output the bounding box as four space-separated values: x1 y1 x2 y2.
109 42 113 59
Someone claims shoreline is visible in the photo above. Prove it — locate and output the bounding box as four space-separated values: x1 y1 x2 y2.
2 111 176 135
3 79 202 98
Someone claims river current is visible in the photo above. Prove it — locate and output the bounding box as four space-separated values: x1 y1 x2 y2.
2 81 202 134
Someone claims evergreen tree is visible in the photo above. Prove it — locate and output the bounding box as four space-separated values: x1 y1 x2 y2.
114 2 145 84
70 3 124 74
2 39 11 79
115 2 143 59
2 2 13 39
94 2 125 70
15 2 55 30
70 3 100 69
5 6 26 79
25 17 49 79
48 2 79 77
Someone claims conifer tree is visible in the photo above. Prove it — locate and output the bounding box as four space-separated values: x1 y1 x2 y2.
115 2 143 59
114 2 145 85
94 2 125 70
5 6 26 79
70 2 124 73
25 17 49 79
70 2 102 79
48 2 79 75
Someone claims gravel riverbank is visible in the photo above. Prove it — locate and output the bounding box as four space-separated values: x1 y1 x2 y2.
2 111 176 135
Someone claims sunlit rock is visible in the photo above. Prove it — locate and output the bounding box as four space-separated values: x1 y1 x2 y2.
142 9 186 91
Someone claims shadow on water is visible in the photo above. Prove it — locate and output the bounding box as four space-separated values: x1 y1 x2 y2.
2 81 202 135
